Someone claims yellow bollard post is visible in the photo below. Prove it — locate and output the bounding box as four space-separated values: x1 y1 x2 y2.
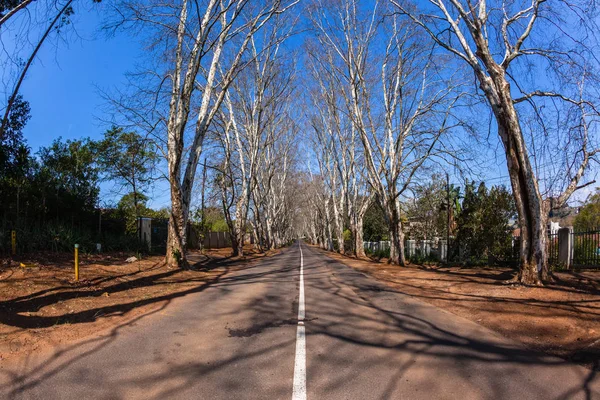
74 244 79 282
11 230 16 256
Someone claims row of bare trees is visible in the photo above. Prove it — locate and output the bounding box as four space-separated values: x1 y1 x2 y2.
106 0 299 266
213 15 299 255
301 0 465 264
299 0 600 285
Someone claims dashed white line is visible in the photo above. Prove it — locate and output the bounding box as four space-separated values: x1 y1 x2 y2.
292 242 307 400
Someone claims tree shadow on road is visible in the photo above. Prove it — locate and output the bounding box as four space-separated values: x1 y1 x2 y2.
299 251 600 400
2 244 599 399
0 248 302 399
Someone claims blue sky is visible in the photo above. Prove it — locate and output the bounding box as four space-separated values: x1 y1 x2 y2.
20 11 136 149
14 6 173 207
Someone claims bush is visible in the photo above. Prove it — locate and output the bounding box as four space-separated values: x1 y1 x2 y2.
1 223 146 255
406 248 439 264
365 247 390 259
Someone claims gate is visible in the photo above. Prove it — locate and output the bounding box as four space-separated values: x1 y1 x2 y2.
150 219 169 254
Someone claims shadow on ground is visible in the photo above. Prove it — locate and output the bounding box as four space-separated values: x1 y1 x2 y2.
1 244 599 399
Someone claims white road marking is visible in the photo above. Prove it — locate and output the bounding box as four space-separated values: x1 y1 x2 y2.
292 242 307 400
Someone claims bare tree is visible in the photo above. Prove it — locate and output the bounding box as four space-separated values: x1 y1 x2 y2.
306 88 347 254
308 0 464 265
216 18 296 255
249 99 299 250
393 0 600 283
109 0 296 266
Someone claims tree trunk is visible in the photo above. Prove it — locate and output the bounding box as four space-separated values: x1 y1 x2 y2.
336 224 344 255
354 196 371 258
266 217 274 250
166 185 187 267
230 231 240 257
234 219 245 256
385 199 406 266
480 68 549 284
388 222 406 265
233 194 248 257
324 198 334 251
355 214 366 258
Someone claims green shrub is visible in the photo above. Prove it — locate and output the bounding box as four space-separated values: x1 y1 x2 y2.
1 223 146 255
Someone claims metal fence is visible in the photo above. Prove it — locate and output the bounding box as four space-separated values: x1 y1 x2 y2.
571 230 600 268
364 239 446 261
547 232 559 266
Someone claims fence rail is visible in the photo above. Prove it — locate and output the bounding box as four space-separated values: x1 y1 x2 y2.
363 228 600 269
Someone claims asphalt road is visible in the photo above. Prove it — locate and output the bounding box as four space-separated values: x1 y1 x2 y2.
1 241 599 399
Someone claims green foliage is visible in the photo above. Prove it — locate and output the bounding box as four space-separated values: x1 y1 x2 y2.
363 202 387 241
37 137 100 216
0 104 161 255
406 175 463 241
193 206 229 232
115 192 171 234
0 97 33 223
365 247 390 260
574 190 600 231
572 234 600 265
453 181 516 264
172 248 182 264
94 126 157 219
343 229 352 241
211 219 229 232
406 248 439 264
117 192 148 234
146 207 170 220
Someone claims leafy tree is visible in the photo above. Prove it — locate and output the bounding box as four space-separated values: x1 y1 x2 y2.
95 126 158 224
407 175 447 240
406 175 464 241
363 202 387 242
574 190 600 231
204 207 229 233
37 137 100 224
454 182 516 263
117 192 150 234
116 192 169 234
0 96 32 227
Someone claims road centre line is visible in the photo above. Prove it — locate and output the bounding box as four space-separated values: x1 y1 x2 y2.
292 242 307 400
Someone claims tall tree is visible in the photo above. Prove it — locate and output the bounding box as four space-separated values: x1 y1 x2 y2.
0 95 31 227
393 0 600 283
37 137 100 224
95 126 158 226
216 14 296 255
574 189 600 231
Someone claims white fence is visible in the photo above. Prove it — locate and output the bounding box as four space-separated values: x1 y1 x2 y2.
364 239 448 261
363 241 390 253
